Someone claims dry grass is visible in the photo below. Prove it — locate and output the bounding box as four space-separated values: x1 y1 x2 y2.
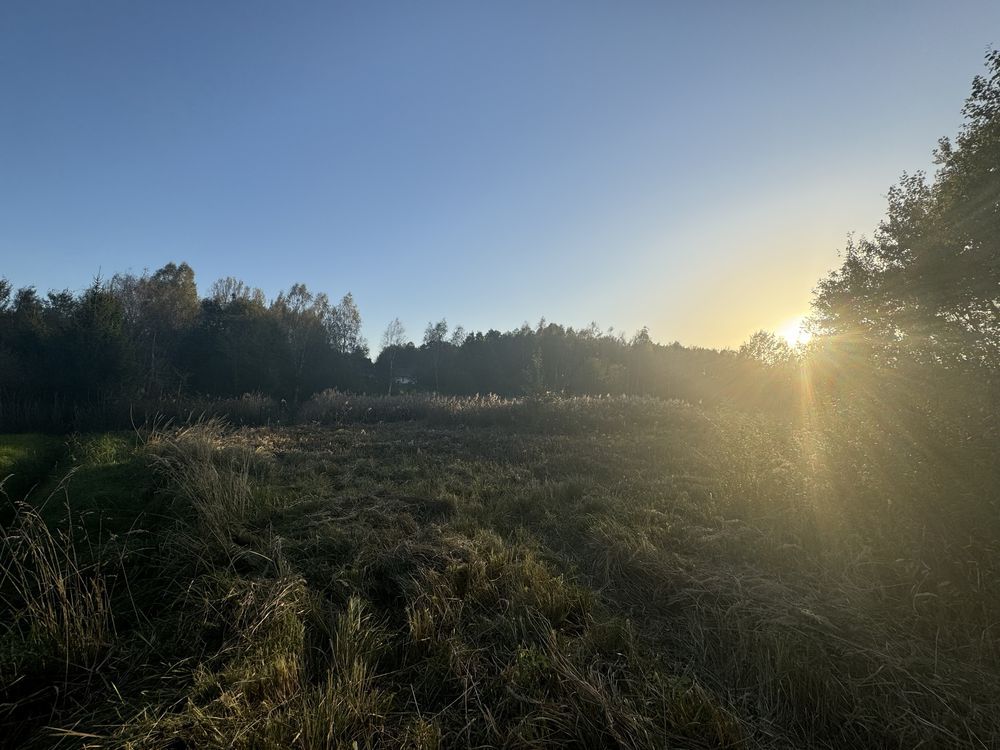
0 396 998 748
0 476 115 670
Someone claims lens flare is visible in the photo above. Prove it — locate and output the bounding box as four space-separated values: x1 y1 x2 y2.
777 315 812 347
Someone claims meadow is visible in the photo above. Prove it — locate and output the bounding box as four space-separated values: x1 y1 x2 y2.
1 394 998 748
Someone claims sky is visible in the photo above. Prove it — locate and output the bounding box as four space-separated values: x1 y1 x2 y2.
1 1 998 350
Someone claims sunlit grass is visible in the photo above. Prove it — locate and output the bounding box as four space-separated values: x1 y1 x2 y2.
1 396 998 747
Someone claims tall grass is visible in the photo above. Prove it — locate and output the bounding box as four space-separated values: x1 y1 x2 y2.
299 389 692 432
0 392 285 434
4 388 707 434
0 477 114 670
1 395 998 747
148 421 274 555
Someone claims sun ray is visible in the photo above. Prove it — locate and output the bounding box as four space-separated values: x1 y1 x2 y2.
777 315 813 347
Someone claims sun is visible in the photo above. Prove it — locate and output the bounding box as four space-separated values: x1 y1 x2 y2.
777 315 812 347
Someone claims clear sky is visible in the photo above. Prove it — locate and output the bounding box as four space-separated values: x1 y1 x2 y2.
1 2 997 350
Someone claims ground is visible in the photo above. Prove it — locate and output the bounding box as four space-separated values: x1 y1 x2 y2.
1 398 998 748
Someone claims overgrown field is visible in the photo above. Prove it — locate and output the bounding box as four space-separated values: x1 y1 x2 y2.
1 396 998 748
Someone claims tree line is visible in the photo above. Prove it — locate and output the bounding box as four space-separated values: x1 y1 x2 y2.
1 50 998 426
0 264 373 405
0 261 791 412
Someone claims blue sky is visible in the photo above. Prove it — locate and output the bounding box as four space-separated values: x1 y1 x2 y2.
1 1 997 349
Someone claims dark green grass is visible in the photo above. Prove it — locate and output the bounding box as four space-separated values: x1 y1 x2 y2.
1 398 998 748
0 433 65 504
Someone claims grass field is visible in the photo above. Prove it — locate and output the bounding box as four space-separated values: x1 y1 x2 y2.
1 396 998 748
0 434 65 502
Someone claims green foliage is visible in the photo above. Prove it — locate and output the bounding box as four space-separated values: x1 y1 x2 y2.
0 433 63 500
815 50 1000 377
0 263 372 424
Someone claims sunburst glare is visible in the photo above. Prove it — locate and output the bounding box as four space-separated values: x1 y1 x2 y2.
777 315 813 347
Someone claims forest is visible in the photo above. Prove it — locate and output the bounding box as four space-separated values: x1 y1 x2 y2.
0 258 801 429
